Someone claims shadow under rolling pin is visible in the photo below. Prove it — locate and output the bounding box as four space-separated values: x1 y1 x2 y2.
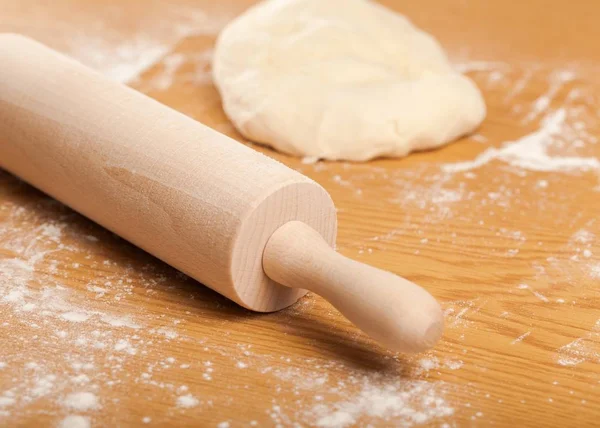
0 34 443 353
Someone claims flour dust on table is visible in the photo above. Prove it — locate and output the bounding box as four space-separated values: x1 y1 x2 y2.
213 0 486 161
1 0 599 425
0 186 459 427
2 0 239 85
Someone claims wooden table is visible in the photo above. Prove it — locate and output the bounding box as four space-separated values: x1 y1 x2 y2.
1 1 599 426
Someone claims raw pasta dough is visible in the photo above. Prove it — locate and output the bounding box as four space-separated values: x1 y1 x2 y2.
213 0 486 161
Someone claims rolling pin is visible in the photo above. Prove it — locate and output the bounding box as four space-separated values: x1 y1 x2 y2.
0 34 443 353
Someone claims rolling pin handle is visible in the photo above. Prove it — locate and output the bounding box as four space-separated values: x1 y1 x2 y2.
263 221 444 353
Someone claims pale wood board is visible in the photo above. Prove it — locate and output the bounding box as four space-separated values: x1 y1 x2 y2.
1 1 599 427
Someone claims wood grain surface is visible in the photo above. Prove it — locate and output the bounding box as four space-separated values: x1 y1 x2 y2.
1 1 599 427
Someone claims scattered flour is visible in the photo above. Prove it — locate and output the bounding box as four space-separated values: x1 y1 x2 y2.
140 50 215 92
523 70 575 123
156 328 179 340
511 331 531 344
573 229 595 244
58 415 91 428
176 394 200 409
62 392 100 411
61 312 92 323
443 109 600 174
591 264 600 279
0 12 598 428
311 380 454 428
0 1 463 423
113 339 137 355
0 199 187 420
40 224 63 240
100 314 141 329
67 8 234 83
444 360 464 370
0 397 16 408
419 357 440 372
556 320 600 367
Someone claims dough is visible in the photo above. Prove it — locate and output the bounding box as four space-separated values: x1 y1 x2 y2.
213 0 486 161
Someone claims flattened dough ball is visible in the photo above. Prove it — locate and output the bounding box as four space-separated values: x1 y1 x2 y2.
213 0 486 162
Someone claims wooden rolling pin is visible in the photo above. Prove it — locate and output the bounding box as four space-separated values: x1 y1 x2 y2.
0 34 443 352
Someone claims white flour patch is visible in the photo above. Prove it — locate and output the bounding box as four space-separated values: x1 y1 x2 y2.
418 357 440 372
271 367 328 390
61 312 92 323
31 374 57 397
443 299 485 330
58 415 91 428
444 359 464 370
590 264 600 279
0 397 16 408
100 314 141 329
523 70 576 123
311 380 454 428
511 331 531 344
62 392 100 411
155 327 179 339
114 339 137 355
442 109 599 174
573 229 595 244
389 178 466 220
40 224 63 241
557 339 588 367
556 320 600 366
176 394 200 408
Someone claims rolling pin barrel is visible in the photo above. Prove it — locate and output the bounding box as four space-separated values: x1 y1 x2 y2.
0 34 443 352
0 33 336 312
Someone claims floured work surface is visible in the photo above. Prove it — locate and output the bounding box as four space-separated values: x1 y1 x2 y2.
1 1 599 426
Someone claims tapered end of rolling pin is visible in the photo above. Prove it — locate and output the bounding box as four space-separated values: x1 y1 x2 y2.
263 221 444 353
